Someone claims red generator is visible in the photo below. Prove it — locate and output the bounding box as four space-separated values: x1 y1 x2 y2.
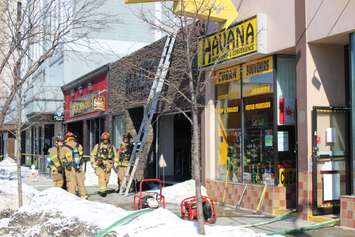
133 178 166 209
180 196 217 224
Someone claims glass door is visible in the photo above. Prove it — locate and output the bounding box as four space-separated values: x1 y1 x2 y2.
312 107 350 214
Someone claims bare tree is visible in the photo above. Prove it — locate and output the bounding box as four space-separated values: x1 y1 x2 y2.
129 2 221 235
0 0 115 207
124 1 243 234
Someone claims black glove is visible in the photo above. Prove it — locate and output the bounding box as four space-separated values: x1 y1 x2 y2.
57 166 63 174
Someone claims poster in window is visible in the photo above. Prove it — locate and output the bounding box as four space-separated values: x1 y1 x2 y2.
277 131 289 152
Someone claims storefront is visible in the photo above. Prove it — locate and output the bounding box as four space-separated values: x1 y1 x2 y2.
202 15 297 214
62 65 109 155
23 112 62 166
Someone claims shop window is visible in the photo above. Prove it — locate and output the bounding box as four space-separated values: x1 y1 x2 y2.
215 65 242 183
214 56 278 185
243 94 274 184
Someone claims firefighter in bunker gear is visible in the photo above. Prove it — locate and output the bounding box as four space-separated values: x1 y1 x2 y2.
60 131 88 198
48 136 65 188
114 133 133 192
90 131 117 197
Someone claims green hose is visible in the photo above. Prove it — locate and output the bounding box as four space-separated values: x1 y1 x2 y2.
238 210 295 228
266 219 339 236
95 208 154 237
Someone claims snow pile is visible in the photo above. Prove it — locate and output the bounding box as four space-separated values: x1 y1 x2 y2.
0 157 39 210
85 164 119 187
0 157 32 180
0 157 18 180
109 208 260 237
161 180 208 204
0 180 39 211
19 187 127 228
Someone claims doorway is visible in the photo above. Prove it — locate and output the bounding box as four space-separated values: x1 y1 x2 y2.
158 113 192 183
312 106 351 215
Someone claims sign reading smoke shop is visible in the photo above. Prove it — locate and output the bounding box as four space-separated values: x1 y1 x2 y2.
70 94 105 117
198 15 267 68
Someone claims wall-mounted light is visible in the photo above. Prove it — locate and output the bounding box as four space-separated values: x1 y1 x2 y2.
78 85 83 95
88 82 93 92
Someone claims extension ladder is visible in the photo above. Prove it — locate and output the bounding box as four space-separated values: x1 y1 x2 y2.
119 33 177 196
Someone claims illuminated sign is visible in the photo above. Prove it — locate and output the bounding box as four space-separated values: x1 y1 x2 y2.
245 101 271 111
71 94 106 117
214 65 241 85
199 16 266 68
246 85 272 96
217 106 239 113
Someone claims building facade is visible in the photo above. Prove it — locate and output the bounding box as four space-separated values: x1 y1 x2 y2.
201 0 355 228
22 0 164 160
62 34 194 182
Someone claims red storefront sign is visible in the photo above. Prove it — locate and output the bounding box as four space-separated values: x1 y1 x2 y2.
63 72 108 122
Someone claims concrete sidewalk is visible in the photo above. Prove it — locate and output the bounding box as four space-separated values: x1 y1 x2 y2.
27 175 355 237
86 185 355 237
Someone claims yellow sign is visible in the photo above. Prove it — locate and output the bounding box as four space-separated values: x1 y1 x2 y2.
245 102 271 111
217 106 239 113
243 56 273 79
93 96 105 112
247 85 272 96
198 16 257 68
71 94 106 116
214 65 241 85
278 168 296 186
173 0 238 27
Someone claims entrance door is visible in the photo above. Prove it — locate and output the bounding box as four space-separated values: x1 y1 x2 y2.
312 107 350 215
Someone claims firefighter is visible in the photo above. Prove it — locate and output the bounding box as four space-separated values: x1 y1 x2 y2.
115 133 133 192
90 131 116 197
60 131 88 199
47 136 65 188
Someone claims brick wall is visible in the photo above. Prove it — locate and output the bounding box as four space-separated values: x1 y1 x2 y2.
340 195 355 228
206 179 296 214
108 34 194 179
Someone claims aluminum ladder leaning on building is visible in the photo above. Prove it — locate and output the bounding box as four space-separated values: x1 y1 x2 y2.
119 32 177 196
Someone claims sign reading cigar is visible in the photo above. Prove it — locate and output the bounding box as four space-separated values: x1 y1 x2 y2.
71 94 106 116
198 15 267 68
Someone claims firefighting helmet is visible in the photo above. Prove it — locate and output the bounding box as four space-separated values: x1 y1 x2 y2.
55 136 64 142
101 131 110 140
123 133 132 140
64 131 75 140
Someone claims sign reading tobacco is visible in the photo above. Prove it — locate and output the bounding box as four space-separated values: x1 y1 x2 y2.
198 16 258 68
70 94 105 117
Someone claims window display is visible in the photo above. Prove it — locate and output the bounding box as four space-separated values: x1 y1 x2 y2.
215 56 277 185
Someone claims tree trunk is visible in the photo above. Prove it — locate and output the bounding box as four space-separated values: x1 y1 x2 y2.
16 0 23 208
16 85 23 207
191 105 205 235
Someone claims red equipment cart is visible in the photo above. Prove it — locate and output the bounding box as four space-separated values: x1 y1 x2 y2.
133 178 166 209
180 196 217 224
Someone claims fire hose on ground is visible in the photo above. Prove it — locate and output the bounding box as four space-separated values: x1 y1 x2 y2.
95 208 338 237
